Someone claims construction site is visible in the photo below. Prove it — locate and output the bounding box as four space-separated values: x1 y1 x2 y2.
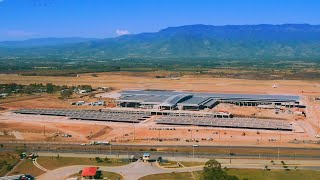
0 73 319 147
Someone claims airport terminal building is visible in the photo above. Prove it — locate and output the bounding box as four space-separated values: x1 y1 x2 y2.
116 90 301 110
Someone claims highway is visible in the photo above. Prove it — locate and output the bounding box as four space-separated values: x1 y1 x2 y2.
1 141 320 160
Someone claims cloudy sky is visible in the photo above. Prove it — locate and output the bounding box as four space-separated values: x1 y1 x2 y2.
0 0 319 41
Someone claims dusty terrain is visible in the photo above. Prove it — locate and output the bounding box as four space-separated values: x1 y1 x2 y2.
0 72 320 95
0 72 320 148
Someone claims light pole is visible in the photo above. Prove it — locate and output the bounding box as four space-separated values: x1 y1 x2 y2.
229 135 232 164
122 128 124 140
132 121 135 142
192 146 194 158
192 144 198 158
109 144 112 155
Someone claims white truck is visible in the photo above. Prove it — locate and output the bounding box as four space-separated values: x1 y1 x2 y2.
89 141 110 145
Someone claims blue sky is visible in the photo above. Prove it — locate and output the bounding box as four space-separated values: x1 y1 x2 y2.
0 0 319 41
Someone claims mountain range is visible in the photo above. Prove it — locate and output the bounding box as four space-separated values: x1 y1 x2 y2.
1 24 320 60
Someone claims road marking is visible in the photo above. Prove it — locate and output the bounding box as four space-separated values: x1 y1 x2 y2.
33 158 49 172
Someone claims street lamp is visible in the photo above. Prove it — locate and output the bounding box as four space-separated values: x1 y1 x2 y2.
109 144 112 155
132 121 135 142
229 136 233 164
192 144 199 158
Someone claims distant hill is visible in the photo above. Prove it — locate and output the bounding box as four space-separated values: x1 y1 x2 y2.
1 24 320 60
0 37 96 48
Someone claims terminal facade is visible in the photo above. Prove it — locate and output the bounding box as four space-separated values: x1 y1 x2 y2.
116 90 301 110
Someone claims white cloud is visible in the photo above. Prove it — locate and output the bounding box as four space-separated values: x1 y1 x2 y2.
116 29 130 36
7 30 38 37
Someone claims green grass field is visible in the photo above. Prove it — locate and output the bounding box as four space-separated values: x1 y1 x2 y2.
140 172 196 180
140 169 320 180
36 156 128 170
179 161 205 167
9 159 44 177
227 169 320 180
0 152 19 176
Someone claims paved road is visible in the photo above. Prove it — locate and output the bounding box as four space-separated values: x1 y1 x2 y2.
2 141 320 160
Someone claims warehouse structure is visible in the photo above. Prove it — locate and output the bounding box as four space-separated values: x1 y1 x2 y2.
116 90 301 110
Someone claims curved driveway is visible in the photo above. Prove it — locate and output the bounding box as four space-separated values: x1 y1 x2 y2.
36 161 203 180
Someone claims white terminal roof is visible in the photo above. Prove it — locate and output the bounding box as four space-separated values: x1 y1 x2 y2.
117 90 300 107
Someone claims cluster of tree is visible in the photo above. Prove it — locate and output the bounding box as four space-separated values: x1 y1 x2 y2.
0 83 47 94
0 83 93 99
202 159 239 180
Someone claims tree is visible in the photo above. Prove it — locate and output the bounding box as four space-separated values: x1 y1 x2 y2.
202 159 239 180
46 83 54 94
60 89 73 99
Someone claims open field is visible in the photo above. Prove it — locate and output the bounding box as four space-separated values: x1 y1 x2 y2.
139 169 320 180
36 157 128 170
1 72 320 95
139 172 197 180
9 159 44 177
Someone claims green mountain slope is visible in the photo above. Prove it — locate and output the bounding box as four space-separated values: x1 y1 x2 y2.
1 24 320 60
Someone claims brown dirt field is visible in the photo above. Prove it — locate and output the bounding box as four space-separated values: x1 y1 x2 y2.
1 72 320 96
0 94 112 111
0 112 317 147
0 118 112 141
213 103 299 120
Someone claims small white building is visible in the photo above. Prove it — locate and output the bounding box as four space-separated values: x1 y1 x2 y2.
78 89 90 94
89 101 105 106
0 93 8 98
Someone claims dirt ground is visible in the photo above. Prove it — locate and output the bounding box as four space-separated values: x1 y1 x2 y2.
1 72 320 96
213 103 299 120
0 111 316 148
0 94 114 111
0 72 320 148
0 114 114 141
